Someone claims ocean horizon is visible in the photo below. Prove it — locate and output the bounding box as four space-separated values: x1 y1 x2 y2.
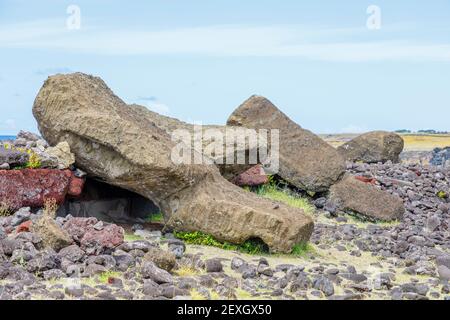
0 135 16 141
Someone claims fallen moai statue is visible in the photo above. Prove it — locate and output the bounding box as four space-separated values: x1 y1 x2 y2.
32 73 314 253
227 95 405 221
337 131 404 164
128 104 274 180
227 95 347 193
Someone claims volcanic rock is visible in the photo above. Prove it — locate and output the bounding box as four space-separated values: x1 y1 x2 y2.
227 95 346 192
0 169 84 211
337 131 404 163
329 175 405 221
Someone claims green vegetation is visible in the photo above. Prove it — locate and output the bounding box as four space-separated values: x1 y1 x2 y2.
174 231 269 255
98 271 121 283
3 143 41 169
437 191 448 199
255 183 315 216
26 151 41 169
124 233 144 242
175 265 202 277
291 241 316 257
146 211 164 223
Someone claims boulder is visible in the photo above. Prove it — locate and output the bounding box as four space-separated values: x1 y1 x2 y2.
0 169 76 211
30 215 73 251
143 246 176 272
32 72 314 253
63 217 124 255
45 141 76 169
140 260 173 284
337 131 404 163
0 169 84 211
231 165 268 187
227 95 346 192
329 175 405 221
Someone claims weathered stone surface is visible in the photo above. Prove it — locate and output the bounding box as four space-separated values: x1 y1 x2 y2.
143 246 176 272
140 261 173 284
128 104 258 180
0 169 83 211
227 95 346 192
33 72 314 253
337 131 404 163
30 215 73 251
329 175 405 221
45 141 76 169
231 165 268 187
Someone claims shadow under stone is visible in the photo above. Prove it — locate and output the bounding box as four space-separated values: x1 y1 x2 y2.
57 178 160 224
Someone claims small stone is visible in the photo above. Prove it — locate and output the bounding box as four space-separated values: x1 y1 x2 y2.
313 276 334 297
141 261 173 284
143 246 176 272
231 257 246 271
205 258 223 273
11 207 31 227
65 285 84 298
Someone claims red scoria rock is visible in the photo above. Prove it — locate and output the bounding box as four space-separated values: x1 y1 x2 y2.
0 169 84 211
231 165 269 187
63 217 124 255
17 220 32 233
354 176 377 185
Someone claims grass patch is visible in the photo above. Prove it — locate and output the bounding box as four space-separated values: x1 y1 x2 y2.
97 271 121 284
190 288 208 300
343 212 401 228
255 184 315 216
0 202 12 217
290 242 316 257
3 143 41 169
174 231 269 255
174 265 201 277
146 211 164 223
124 233 144 242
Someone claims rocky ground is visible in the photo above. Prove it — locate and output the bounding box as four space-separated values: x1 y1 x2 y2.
1 160 449 300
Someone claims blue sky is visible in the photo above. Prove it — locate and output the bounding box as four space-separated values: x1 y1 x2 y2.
1 0 450 135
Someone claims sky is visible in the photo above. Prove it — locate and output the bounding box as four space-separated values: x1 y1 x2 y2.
1 0 450 135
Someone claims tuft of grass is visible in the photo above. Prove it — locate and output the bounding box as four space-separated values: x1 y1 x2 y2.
235 288 253 299
190 289 208 300
344 212 401 228
3 144 41 169
174 231 269 255
43 198 58 218
255 184 315 216
124 233 144 242
0 202 12 217
97 271 121 284
291 242 316 257
146 211 164 223
26 150 41 169
175 265 201 277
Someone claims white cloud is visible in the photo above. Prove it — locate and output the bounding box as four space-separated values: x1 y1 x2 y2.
1 19 450 62
0 119 17 131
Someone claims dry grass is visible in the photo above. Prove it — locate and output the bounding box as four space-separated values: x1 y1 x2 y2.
401 134 450 151
322 133 450 152
43 198 58 218
0 202 12 216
